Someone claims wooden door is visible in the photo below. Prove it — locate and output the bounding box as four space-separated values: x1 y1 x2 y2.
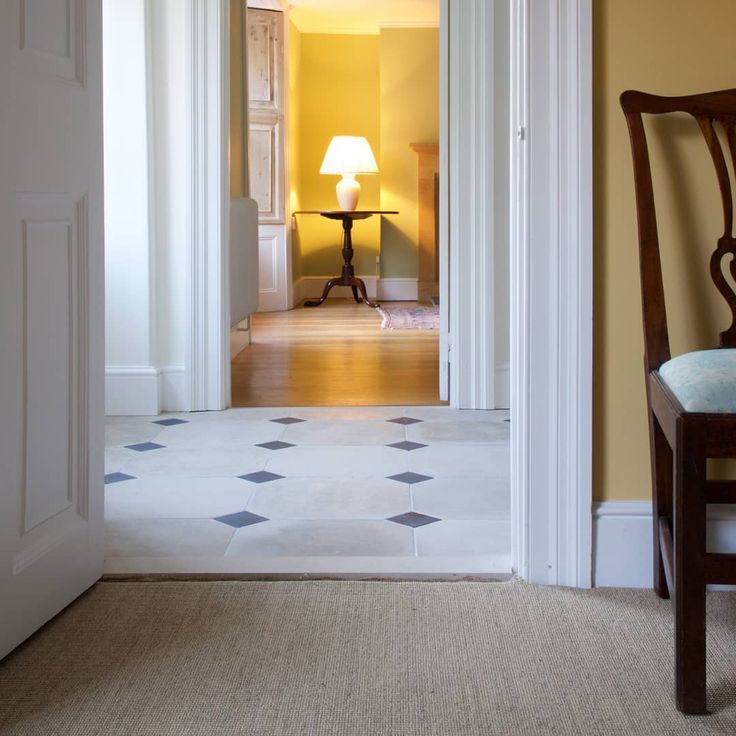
0 0 105 658
245 6 290 312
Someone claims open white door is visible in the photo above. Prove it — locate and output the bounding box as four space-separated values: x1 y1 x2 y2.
0 0 104 658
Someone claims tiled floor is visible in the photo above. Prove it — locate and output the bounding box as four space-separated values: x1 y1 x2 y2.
104 407 511 576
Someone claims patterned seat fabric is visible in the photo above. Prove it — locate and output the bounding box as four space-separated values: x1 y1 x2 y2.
658 349 736 413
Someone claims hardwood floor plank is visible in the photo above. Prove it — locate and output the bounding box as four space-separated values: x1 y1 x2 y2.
231 300 444 407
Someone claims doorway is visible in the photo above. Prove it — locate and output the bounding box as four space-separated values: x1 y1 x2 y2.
232 1 449 409
101 0 513 577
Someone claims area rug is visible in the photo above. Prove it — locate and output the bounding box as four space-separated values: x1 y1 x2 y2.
1 580 736 735
378 305 439 330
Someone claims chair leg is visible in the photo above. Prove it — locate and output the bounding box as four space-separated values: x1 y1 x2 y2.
649 413 673 599
673 437 707 714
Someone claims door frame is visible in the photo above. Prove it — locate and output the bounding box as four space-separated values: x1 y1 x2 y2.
508 0 593 586
187 0 231 412
195 0 593 585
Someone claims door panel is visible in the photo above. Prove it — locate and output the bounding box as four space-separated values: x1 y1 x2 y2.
0 0 104 659
257 225 289 312
248 119 280 220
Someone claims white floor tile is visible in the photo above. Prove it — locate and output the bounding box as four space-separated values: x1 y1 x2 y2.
105 477 254 519
109 446 268 478
154 420 283 450
225 520 414 557
408 444 510 479
415 520 511 556
401 407 509 423
412 478 510 520
281 420 405 445
265 445 408 479
105 519 234 557
248 478 411 520
407 420 509 444
105 420 165 448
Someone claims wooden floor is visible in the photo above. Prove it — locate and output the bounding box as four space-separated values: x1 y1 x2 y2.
231 299 444 407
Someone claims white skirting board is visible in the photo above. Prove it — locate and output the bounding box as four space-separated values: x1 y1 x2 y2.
105 367 159 416
159 366 186 413
293 276 418 305
494 363 510 409
105 365 186 416
230 318 251 359
593 501 736 588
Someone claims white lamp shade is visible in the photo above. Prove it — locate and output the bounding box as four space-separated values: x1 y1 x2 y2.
319 136 378 175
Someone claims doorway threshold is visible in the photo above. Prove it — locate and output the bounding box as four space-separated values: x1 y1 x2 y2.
103 554 512 580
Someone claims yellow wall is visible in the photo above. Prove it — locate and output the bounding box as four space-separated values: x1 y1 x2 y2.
379 28 439 278
296 34 381 276
594 0 736 501
287 20 302 279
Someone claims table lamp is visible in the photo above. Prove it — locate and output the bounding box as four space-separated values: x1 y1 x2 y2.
319 136 378 211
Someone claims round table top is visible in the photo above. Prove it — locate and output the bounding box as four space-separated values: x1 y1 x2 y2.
295 210 399 221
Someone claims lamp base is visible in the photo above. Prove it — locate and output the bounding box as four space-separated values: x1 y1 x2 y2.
336 175 360 211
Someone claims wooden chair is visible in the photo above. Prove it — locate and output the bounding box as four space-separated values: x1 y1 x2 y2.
620 89 736 714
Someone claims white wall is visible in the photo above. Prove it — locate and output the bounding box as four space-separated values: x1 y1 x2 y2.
103 0 158 415
103 0 188 414
149 0 188 411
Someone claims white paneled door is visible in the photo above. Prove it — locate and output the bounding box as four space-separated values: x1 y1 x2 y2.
0 0 105 658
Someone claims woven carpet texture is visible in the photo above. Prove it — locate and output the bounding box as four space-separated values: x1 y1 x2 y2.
1 580 736 735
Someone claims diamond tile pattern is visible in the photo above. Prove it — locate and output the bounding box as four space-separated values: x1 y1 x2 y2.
387 441 427 452
125 442 165 452
239 470 285 484
105 472 136 484
270 417 307 425
386 471 434 485
214 510 269 528
387 511 441 528
256 440 296 451
387 417 423 425
104 407 511 564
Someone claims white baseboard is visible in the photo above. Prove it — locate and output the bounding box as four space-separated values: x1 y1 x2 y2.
105 366 159 416
593 501 736 588
377 278 419 301
294 276 418 305
105 365 188 416
230 318 251 359
495 362 510 409
159 366 186 413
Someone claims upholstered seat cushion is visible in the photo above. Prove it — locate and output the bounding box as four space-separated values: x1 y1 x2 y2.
658 349 736 413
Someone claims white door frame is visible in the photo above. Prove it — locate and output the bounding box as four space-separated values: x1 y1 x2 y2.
187 0 231 412
194 0 593 585
509 0 593 586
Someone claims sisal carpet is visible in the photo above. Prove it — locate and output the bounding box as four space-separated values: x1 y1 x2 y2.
1 580 736 735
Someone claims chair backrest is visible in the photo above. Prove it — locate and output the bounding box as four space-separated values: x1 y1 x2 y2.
620 89 736 372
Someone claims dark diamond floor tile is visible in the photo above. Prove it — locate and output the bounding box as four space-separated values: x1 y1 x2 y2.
387 441 428 452
270 417 306 425
387 511 441 528
239 470 285 484
104 472 136 485
214 510 269 528
153 418 189 426
386 471 433 485
387 417 423 425
125 442 166 452
256 440 296 451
